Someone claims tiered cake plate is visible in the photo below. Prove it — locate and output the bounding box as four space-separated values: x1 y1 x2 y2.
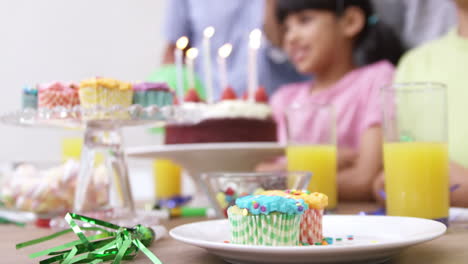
0 105 200 221
127 142 284 178
126 142 284 207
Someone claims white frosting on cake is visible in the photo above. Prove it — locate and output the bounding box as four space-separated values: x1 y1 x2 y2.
205 100 272 119
179 100 272 121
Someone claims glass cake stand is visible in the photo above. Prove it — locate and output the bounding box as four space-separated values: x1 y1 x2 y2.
0 105 201 226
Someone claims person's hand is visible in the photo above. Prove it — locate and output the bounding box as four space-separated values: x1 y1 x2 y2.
450 162 466 177
338 148 358 170
372 171 385 206
449 162 468 207
255 157 287 172
264 0 283 47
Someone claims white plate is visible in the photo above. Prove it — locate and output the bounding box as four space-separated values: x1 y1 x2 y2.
127 142 284 176
170 215 446 264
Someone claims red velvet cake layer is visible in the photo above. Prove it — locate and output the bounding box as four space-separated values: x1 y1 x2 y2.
165 118 277 144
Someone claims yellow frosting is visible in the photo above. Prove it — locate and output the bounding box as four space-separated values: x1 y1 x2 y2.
80 78 132 90
228 205 249 216
261 190 328 210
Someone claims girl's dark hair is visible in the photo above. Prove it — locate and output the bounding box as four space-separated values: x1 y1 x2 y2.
276 0 404 66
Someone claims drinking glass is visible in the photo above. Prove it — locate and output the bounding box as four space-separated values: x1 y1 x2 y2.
285 103 338 209
382 83 449 223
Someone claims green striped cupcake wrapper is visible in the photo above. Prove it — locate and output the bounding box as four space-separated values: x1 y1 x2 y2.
133 91 174 107
22 93 38 109
228 213 301 246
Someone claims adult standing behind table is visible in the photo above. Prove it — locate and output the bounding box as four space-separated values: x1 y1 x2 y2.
372 0 457 49
161 0 308 99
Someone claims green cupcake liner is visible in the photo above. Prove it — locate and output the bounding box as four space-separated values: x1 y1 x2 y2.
228 213 301 246
22 94 38 109
132 91 146 106
146 91 163 106
133 91 173 107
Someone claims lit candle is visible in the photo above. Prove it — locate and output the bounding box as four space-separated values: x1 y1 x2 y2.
203 26 215 104
175 36 189 103
218 43 233 93
248 29 262 102
185 48 199 92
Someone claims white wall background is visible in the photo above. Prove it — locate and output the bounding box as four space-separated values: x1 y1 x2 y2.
0 0 167 162
0 0 170 199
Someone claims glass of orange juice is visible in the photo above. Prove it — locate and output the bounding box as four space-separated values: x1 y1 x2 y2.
61 137 83 161
285 103 337 209
382 83 449 223
153 159 182 200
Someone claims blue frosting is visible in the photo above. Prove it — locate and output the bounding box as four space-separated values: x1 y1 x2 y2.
23 85 37 95
235 195 308 215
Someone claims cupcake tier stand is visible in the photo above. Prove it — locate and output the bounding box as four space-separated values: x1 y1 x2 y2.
0 105 200 224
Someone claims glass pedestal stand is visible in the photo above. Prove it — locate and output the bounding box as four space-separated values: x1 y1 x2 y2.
0 106 195 227
74 122 134 217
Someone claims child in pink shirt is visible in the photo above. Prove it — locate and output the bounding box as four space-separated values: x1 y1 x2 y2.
259 0 404 201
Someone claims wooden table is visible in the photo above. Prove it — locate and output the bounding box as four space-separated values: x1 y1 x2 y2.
3 203 468 263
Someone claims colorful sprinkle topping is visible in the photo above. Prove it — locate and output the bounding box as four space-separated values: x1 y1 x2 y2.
225 187 235 196
261 190 328 210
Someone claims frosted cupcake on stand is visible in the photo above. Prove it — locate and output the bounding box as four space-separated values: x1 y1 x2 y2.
38 82 80 109
79 78 133 120
22 85 38 109
132 82 174 107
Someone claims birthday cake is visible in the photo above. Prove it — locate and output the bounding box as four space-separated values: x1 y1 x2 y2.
164 87 277 144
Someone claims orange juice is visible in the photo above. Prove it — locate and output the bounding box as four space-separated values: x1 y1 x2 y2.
153 160 181 199
287 145 337 209
384 142 449 220
61 137 83 161
61 137 104 164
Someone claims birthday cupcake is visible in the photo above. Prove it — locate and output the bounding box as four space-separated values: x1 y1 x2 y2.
79 78 133 119
22 85 38 109
38 82 80 109
227 195 307 246
132 82 174 107
262 190 328 245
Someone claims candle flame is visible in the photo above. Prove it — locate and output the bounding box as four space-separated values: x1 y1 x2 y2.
176 36 189 50
249 29 262 49
218 43 233 59
186 48 199 60
203 26 215 39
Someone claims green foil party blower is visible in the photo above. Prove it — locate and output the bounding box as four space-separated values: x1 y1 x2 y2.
16 213 162 264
